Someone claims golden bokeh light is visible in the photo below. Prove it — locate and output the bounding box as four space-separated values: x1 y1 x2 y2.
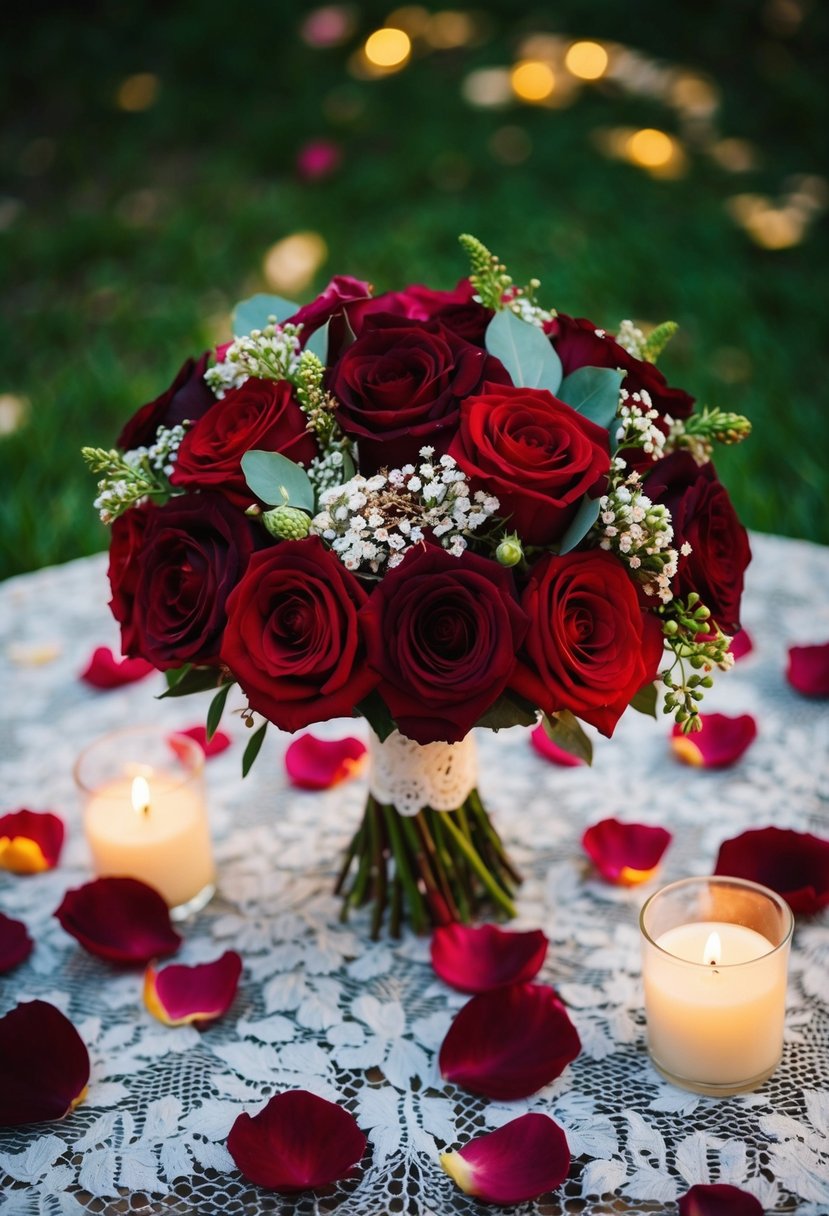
510 60 556 103
565 41 609 81
0 393 30 437
364 27 412 69
262 232 328 295
116 73 160 112
425 10 476 49
626 128 675 168
386 6 431 37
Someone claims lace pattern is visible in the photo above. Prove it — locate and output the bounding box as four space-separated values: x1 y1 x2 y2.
367 730 477 815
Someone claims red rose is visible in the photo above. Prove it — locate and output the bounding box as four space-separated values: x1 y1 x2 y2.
221 538 377 732
512 550 664 736
349 279 492 344
172 378 318 508
359 545 528 744
117 354 215 451
288 275 372 344
548 314 694 420
646 451 751 632
328 315 509 472
448 384 610 546
110 493 259 670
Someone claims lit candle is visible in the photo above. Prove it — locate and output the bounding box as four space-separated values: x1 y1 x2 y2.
75 728 216 915
640 877 793 1096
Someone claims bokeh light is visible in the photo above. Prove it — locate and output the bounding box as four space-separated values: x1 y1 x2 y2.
425 10 477 49
511 60 556 103
627 128 675 168
116 73 160 112
462 67 512 108
299 6 356 48
565 41 609 80
0 394 29 438
386 6 431 38
364 27 412 69
263 232 328 295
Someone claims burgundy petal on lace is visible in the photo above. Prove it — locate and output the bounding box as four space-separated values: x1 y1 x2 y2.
55 876 182 964
144 951 242 1026
173 725 232 758
431 923 548 993
679 1183 764 1216
0 912 33 972
0 1000 90 1126
715 826 829 915
80 646 154 689
671 712 757 768
729 629 753 661
0 808 65 873
439 984 581 1100
284 733 367 790
787 640 829 697
227 1091 367 1191
441 1112 571 1204
582 818 672 886
530 723 584 767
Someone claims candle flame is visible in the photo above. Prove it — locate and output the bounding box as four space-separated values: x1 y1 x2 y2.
703 930 721 966
131 776 151 815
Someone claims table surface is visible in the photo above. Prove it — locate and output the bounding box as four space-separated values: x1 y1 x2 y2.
1 533 828 1216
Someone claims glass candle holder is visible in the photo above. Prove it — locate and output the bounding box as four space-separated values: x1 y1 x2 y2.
74 726 216 919
640 875 793 1096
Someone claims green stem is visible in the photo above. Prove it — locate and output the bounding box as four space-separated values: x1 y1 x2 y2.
418 814 461 922
468 789 522 885
441 813 518 919
368 798 387 940
431 810 471 922
382 803 428 934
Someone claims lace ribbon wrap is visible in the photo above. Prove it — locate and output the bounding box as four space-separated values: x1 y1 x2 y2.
367 730 478 816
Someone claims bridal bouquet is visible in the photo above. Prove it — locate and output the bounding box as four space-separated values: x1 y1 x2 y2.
84 235 751 934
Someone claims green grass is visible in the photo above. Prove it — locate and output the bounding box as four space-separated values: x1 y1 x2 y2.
2 1 828 580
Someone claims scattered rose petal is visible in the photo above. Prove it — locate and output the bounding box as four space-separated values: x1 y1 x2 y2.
441 1112 570 1205
787 641 829 698
0 1000 90 1126
80 646 154 689
0 808 65 873
431 923 548 993
0 912 33 972
582 818 672 886
296 138 342 182
144 951 242 1026
530 723 584 767
715 826 829 915
285 733 367 790
671 712 757 768
173 725 232 758
439 984 581 1100
227 1091 367 1191
55 877 182 964
729 629 753 661
679 1182 764 1216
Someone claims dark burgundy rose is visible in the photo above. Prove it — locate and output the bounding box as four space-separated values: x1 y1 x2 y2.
110 493 258 670
288 274 372 344
349 279 492 345
172 378 318 508
512 550 664 737
646 451 751 633
118 354 216 451
328 314 510 472
448 384 610 546
221 537 377 732
359 545 528 744
548 314 694 420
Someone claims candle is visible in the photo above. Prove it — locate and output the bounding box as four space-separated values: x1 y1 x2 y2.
640 877 793 1096
75 728 216 916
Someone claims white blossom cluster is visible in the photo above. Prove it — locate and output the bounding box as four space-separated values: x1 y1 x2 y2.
307 446 350 495
507 294 555 327
311 447 499 574
615 389 669 460
667 417 712 466
89 424 188 523
204 321 303 398
598 465 687 602
142 424 188 476
615 318 647 358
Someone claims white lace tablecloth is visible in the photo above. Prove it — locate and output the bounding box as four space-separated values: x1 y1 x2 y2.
1 533 828 1215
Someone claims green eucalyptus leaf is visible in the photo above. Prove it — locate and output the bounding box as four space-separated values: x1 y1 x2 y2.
557 493 602 555
542 710 593 765
304 319 330 364
629 682 659 718
475 693 539 731
241 449 315 511
357 691 396 742
558 366 624 429
206 682 234 741
242 721 268 778
158 665 223 699
485 309 563 395
232 294 300 337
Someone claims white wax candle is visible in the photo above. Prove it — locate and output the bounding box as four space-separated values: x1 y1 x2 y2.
84 771 214 908
643 920 787 1088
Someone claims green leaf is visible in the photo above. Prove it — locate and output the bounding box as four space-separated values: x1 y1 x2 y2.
485 309 562 395
357 691 396 742
206 682 234 741
475 693 539 731
558 366 624 429
158 666 224 699
232 294 300 337
557 493 602 555
164 663 193 691
629 682 659 718
242 721 268 777
339 447 356 483
304 319 330 364
241 449 315 510
542 710 593 765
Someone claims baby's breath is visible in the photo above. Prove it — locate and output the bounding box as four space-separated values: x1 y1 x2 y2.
597 470 679 603
615 389 668 460
205 321 303 397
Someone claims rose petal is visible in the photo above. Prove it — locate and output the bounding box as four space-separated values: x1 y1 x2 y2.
439 983 581 1100
431 923 548 993
671 713 757 768
582 818 672 886
441 1112 570 1205
144 951 242 1026
284 733 367 790
715 826 829 915
0 808 65 873
787 640 829 698
80 646 154 689
0 1000 90 1126
227 1091 367 1191
729 629 753 661
529 723 584 767
0 912 33 973
679 1183 764 1216
55 876 182 964
174 725 232 758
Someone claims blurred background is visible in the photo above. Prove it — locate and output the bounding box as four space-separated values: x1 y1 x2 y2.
2 0 827 581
